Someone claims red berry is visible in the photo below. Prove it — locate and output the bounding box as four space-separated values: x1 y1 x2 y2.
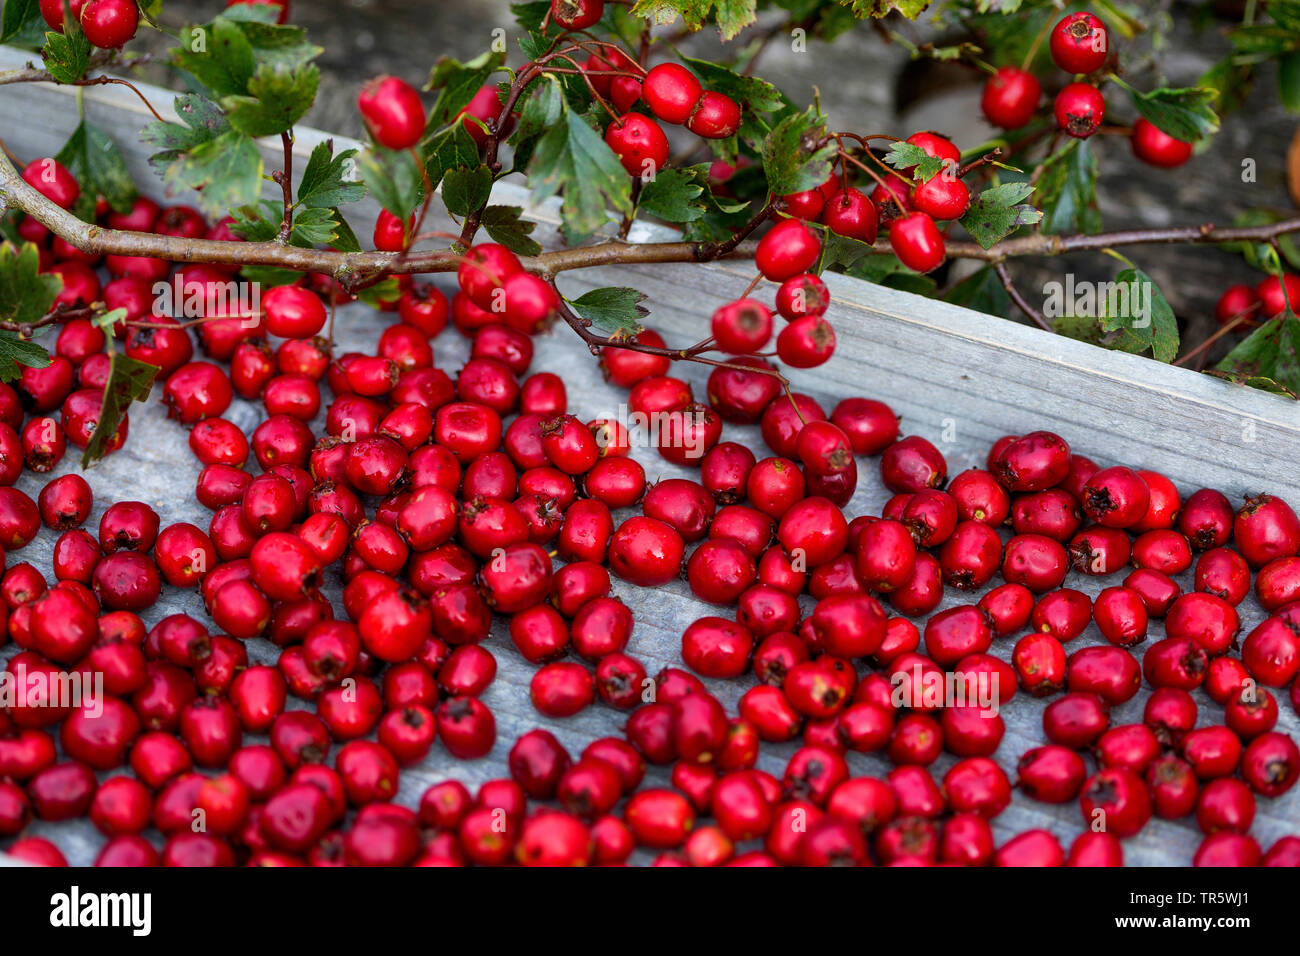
1054 82 1105 138
981 67 1041 129
642 63 702 125
687 92 742 139
755 219 822 282
1049 12 1109 74
357 76 427 150
1131 118 1193 168
605 113 670 178
889 212 946 272
78 0 138 48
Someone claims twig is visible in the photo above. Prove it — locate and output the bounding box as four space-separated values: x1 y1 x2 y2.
274 132 294 244
994 261 1052 332
1173 313 1252 367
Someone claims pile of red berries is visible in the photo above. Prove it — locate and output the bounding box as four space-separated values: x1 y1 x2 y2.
3 83 1299 868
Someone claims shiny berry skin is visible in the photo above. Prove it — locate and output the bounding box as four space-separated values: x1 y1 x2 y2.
1017 745 1087 804
1092 586 1148 647
880 435 947 494
1194 547 1251 605
855 518 916 593
1241 616 1300 687
1054 82 1105 138
1240 731 1299 797
1131 118 1193 168
642 63 702 125
605 113 669 177
625 789 694 849
357 75 427 150
1002 534 1069 593
821 187 878 243
530 662 595 718
1082 466 1149 528
776 316 836 368
1234 493 1300 567
608 516 685 586
431 696 494 760
1050 12 1109 73
1164 592 1238 656
711 298 773 355
755 219 821 282
1257 274 1300 317
981 66 1041 129
263 284 328 339
1079 767 1151 838
911 172 970 221
1068 525 1132 575
687 91 742 139
889 212 946 272
78 0 138 47
21 156 80 208
682 617 754 680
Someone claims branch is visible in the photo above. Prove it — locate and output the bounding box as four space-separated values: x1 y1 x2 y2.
273 131 294 243
994 261 1052 332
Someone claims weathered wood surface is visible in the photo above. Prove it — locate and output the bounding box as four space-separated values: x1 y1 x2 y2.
1 57 1298 866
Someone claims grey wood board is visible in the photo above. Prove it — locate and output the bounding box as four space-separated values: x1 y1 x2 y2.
0 53 1297 866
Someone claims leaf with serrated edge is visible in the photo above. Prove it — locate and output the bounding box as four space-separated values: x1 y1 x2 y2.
528 104 631 243
222 64 320 138
960 182 1043 249
82 354 158 466
884 141 946 182
763 107 836 195
481 206 541 257
0 242 60 330
567 287 649 338
296 141 366 209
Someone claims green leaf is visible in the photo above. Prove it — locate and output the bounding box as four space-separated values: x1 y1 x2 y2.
141 95 263 218
630 0 759 41
330 210 361 253
0 242 60 331
357 277 402 309
422 123 481 193
1098 268 1180 364
54 121 138 220
509 75 565 174
428 50 506 127
442 165 494 219
0 331 50 382
230 201 281 242
222 64 320 138
172 19 256 98
82 354 158 467
763 107 836 195
1 0 41 43
639 167 710 223
566 287 649 338
1280 52 1300 113
960 182 1043 249
840 0 931 17
511 1 553 33
41 17 91 83
480 205 541 257
239 265 303 287
811 223 875 274
1037 139 1101 235
359 147 422 219
884 141 946 182
290 206 344 246
1113 78 1220 144
1214 312 1300 394
946 266 1011 318
91 308 127 337
296 141 366 209
527 104 632 244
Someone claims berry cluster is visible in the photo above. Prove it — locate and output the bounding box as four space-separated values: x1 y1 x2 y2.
981 12 1194 169
38 0 139 49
